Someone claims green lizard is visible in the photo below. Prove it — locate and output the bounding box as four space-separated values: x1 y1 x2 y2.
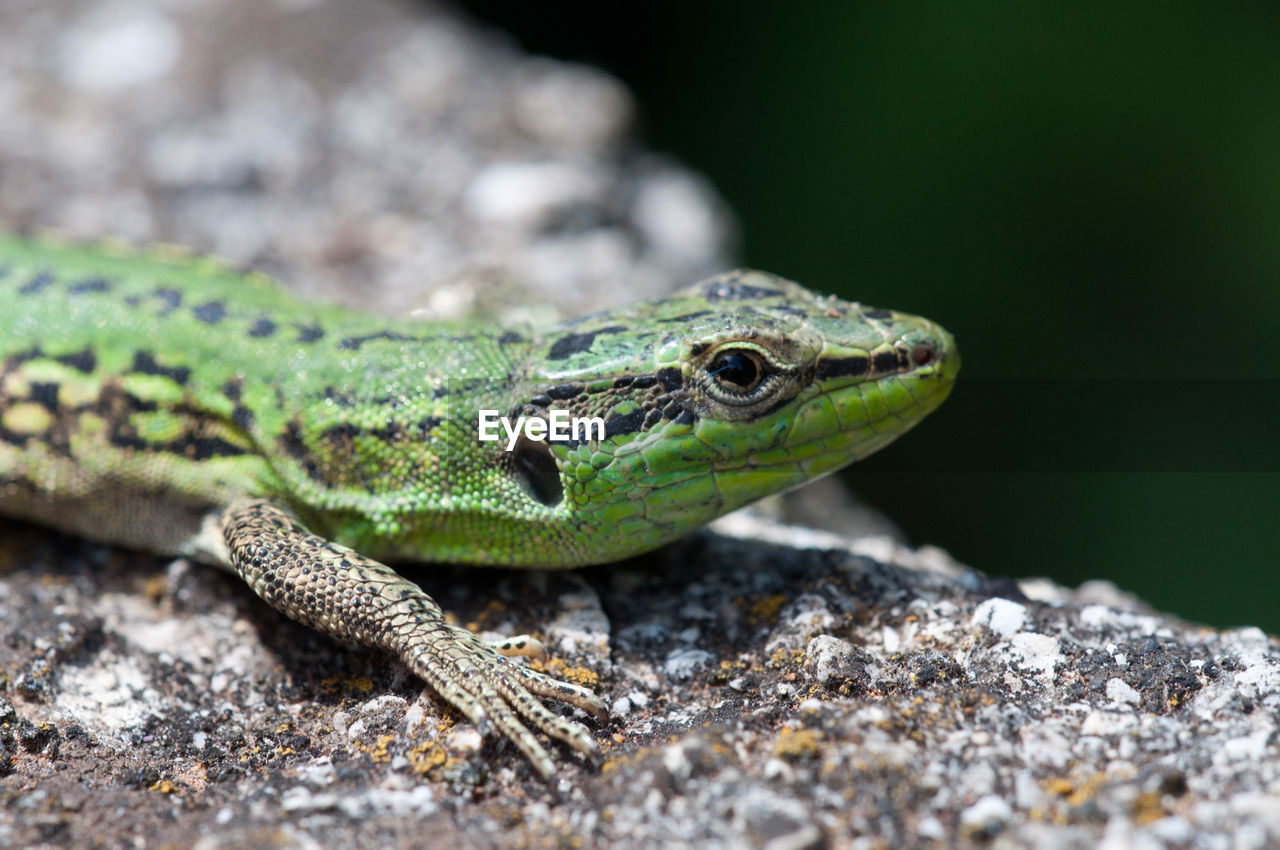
0 233 958 782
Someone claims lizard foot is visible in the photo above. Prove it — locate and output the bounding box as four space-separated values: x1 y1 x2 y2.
222 499 607 782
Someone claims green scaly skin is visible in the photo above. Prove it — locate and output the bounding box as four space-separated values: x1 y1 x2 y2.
0 233 958 783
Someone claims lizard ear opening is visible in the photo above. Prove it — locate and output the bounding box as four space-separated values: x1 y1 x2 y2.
512 435 564 507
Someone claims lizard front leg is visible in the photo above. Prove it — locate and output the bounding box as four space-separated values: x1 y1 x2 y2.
220 499 607 781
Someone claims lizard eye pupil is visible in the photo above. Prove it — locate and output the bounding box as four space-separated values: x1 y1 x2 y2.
709 350 762 392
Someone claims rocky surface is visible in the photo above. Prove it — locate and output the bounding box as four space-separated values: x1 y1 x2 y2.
4 511 1280 849
2 1 1279 849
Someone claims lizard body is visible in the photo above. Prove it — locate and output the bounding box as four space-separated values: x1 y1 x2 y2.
0 233 958 781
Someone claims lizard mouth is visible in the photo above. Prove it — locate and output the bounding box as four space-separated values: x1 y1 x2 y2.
596 324 958 527
702 351 958 504
774 321 959 471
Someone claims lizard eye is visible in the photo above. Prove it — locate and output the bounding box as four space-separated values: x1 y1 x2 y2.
702 345 784 407
709 350 763 392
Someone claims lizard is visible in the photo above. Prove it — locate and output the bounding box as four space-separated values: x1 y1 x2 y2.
0 232 958 783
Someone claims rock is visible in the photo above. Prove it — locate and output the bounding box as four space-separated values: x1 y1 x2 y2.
0 0 732 316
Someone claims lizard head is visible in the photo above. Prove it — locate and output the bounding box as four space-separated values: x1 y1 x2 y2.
505 269 959 565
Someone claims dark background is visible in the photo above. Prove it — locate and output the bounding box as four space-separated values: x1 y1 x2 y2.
460 1 1279 633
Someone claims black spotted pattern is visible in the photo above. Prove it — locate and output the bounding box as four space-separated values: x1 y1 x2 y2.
547 326 626 361
132 351 191 386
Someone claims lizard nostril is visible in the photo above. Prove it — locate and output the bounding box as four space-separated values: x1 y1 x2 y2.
910 341 936 367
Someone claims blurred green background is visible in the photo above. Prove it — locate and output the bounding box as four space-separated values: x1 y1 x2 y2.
461 1 1279 632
